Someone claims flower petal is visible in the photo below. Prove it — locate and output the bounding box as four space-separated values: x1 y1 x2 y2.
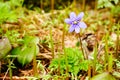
79 22 87 29
70 12 76 20
65 18 72 24
75 25 80 33
69 25 75 32
76 12 84 21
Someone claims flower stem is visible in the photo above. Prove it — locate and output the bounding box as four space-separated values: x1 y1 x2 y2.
73 0 77 13
8 59 12 80
108 52 113 72
115 22 120 70
64 48 69 79
78 33 87 60
88 64 92 79
94 0 97 11
50 27 54 59
82 0 86 11
62 24 65 49
93 43 98 76
116 23 119 59
33 44 38 77
51 0 54 18
40 0 43 10
104 33 109 71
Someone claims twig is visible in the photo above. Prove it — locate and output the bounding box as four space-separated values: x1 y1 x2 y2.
3 68 9 80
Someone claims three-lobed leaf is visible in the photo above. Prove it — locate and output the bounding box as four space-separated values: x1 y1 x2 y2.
11 36 39 66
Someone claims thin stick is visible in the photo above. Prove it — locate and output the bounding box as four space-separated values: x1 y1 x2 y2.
3 68 9 80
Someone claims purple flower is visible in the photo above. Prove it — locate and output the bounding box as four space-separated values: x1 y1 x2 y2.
65 12 87 33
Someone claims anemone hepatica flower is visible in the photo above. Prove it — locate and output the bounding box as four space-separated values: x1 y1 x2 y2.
65 12 87 33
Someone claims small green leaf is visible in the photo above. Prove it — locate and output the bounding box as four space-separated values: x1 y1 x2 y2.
22 36 39 45
11 47 21 55
18 43 36 66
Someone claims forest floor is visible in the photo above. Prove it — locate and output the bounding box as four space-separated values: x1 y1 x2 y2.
0 5 120 80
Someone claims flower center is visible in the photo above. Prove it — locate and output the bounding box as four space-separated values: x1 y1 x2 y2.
73 21 78 24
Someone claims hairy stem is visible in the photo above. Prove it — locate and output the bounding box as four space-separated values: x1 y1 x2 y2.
62 24 65 49
51 0 54 18
108 52 113 72
78 33 87 60
8 59 12 80
93 43 98 76
104 33 109 71
50 27 54 59
116 23 120 59
64 48 69 80
82 0 86 11
33 45 38 77
40 0 43 10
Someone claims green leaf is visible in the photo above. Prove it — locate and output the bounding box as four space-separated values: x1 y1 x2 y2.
11 47 21 55
91 72 116 80
11 36 39 66
22 36 39 45
17 43 36 66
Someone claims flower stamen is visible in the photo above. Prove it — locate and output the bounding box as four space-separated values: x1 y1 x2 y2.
73 21 78 24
